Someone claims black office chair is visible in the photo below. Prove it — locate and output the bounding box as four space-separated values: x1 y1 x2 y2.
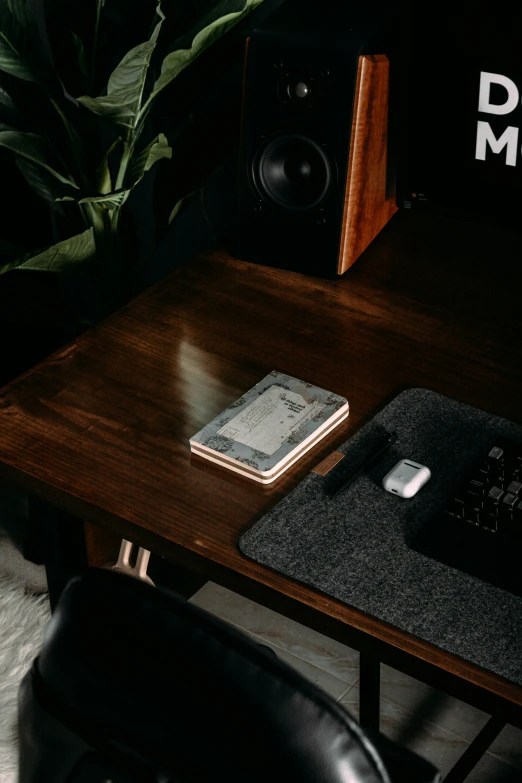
18 568 440 783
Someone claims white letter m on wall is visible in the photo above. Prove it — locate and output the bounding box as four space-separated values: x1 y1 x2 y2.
475 121 519 166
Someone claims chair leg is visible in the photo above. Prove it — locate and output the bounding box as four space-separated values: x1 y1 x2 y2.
359 652 380 731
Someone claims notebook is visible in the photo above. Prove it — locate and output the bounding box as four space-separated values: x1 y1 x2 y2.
189 371 349 483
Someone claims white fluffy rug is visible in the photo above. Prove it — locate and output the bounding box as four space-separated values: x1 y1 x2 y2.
0 574 50 782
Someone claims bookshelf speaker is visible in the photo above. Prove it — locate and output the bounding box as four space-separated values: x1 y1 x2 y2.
235 1 398 277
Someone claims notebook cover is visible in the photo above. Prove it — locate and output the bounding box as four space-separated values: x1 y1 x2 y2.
189 371 348 479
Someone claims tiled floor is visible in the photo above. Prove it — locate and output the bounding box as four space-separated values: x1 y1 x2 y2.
190 582 522 782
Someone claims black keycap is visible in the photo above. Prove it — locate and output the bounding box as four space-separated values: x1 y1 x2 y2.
500 500 522 538
506 480 522 496
486 486 503 503
469 478 488 496
488 446 504 461
502 492 518 509
464 507 481 526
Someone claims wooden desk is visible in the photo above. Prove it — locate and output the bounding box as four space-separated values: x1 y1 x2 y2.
1 210 522 743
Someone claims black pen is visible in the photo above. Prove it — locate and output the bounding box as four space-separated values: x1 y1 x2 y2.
329 431 398 498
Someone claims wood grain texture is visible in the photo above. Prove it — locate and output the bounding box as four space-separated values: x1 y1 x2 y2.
339 54 398 274
1 209 522 720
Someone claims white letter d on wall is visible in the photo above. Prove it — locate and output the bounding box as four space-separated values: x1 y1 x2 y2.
478 72 519 115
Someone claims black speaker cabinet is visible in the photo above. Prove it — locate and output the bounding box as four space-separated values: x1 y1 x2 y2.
236 0 398 277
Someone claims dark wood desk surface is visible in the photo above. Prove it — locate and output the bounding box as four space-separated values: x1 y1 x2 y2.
1 210 522 723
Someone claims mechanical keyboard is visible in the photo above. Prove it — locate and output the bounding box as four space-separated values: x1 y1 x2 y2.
410 435 522 597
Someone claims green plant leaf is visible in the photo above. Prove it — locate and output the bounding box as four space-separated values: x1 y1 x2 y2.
80 190 131 209
91 0 104 88
168 192 193 224
149 0 166 44
57 189 131 209
0 227 96 276
77 1 165 133
146 0 263 108
16 157 68 214
0 0 56 85
128 133 171 186
191 0 263 51
0 86 23 129
96 137 122 194
144 49 191 107
78 41 156 131
71 30 89 90
0 130 79 187
163 0 249 51
0 0 39 81
48 96 86 168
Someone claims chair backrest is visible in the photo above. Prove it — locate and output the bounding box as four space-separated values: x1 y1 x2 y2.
18 568 440 783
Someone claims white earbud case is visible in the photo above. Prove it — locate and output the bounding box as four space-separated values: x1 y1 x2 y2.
382 459 431 498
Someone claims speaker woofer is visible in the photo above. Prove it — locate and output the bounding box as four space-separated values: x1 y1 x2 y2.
252 133 332 213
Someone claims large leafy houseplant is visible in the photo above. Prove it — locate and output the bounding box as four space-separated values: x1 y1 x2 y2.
0 0 262 318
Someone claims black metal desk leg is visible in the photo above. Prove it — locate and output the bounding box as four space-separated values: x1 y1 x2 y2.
443 715 505 783
29 496 88 612
360 652 380 731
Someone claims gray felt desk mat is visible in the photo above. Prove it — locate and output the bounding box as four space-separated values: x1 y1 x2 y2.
239 388 522 686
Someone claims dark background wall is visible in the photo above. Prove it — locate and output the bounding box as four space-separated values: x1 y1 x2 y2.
398 0 522 222
2 0 521 386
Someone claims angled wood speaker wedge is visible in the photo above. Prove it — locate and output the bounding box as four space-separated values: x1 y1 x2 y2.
339 54 398 275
